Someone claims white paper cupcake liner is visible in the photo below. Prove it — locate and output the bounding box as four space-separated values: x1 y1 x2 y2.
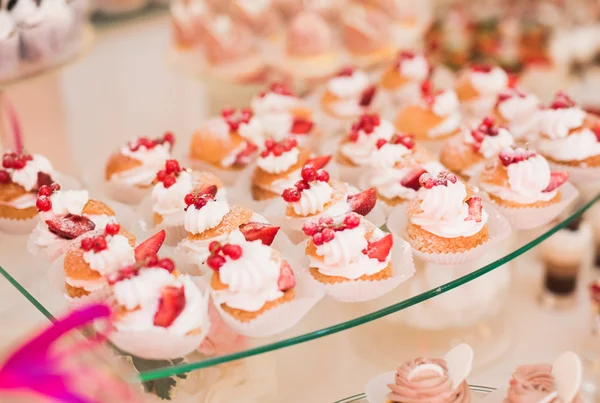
365 371 395 403
547 161 600 185
387 202 512 265
301 235 414 302
482 182 579 231
211 274 323 338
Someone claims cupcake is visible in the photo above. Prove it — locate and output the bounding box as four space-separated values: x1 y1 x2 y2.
394 82 462 143
208 230 296 323
28 185 118 261
251 137 327 201
107 256 210 360
535 92 600 171
341 4 396 68
150 159 225 244
379 51 430 110
0 151 57 232
454 65 509 122
280 11 341 82
405 171 489 254
170 0 210 50
492 88 540 141
189 108 259 181
304 213 392 284
229 0 280 40
319 67 377 130
440 116 514 179
104 132 174 204
62 223 136 300
0 10 19 81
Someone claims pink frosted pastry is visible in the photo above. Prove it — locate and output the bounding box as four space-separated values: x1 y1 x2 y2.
455 65 509 122
504 364 584 403
387 357 472 403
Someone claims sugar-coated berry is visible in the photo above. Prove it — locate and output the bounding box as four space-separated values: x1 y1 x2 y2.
207 254 226 271
282 188 301 202
313 232 324 246
209 241 222 254
322 228 335 242
0 170 9 184
194 197 208 209
316 170 330 182
344 214 361 229
105 223 121 236
295 180 310 191
36 196 52 212
156 170 167 182
302 222 319 236
165 160 181 174
162 175 176 188
318 216 333 226
38 185 52 197
222 244 243 260
93 236 107 252
301 166 317 182
80 237 94 251
158 258 175 272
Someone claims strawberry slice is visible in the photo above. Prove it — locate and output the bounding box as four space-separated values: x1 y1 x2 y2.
45 215 95 239
153 285 186 327
277 260 296 291
239 222 280 246
233 142 258 167
36 172 54 189
305 155 331 170
135 230 166 261
199 184 218 198
359 85 377 107
543 172 568 193
592 122 600 142
400 167 427 191
466 197 482 222
291 117 314 135
362 234 393 262
347 188 377 216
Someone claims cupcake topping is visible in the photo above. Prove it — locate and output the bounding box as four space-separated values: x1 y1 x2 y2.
395 51 430 81
152 161 197 225
370 134 415 170
282 164 332 215
537 92 587 140
80 223 136 275
257 137 299 174
498 148 568 194
302 214 361 246
468 64 509 95
183 188 229 235
155 159 185 189
1 152 55 192
342 114 398 166
421 82 460 118
286 11 333 56
328 67 376 108
127 132 174 153
495 89 540 138
467 116 514 158
252 82 300 116
206 240 243 271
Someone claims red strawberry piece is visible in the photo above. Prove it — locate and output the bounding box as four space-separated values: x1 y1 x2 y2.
135 230 166 262
359 85 377 107
45 215 96 240
347 188 377 216
199 184 218 198
239 222 280 246
36 172 54 189
305 155 331 170
362 233 393 262
233 142 258 167
507 74 518 88
543 172 568 193
0 170 10 184
277 260 296 291
337 66 354 77
291 118 314 135
593 123 600 142
400 167 428 191
466 197 483 222
153 286 186 328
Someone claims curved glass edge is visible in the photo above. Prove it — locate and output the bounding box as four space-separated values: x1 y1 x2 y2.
135 193 600 382
333 385 497 403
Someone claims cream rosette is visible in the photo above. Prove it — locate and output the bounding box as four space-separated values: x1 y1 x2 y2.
0 171 80 235
459 66 509 123
366 343 474 403
104 268 211 360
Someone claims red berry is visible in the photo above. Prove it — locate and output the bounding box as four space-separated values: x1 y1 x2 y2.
162 175 176 188
23 154 33 161
38 185 52 197
184 193 194 206
316 170 330 182
260 149 270 158
156 170 167 182
349 131 359 142
302 222 319 236
147 254 159 267
105 223 121 236
0 170 9 184
12 158 26 169
194 197 208 209
301 166 317 182
338 66 354 77
376 139 387 149
221 108 234 117
163 132 175 144
209 241 222 254
207 254 226 271
165 160 181 174
295 180 310 191
36 196 52 212
139 137 154 149
313 232 324 245
318 217 334 226
482 116 495 127
282 188 301 202
272 144 284 157
222 244 243 260
50 183 61 192
2 154 15 169
421 80 432 95
80 237 94 252
158 258 176 272
344 214 361 229
93 236 107 252
321 228 335 242
264 138 276 150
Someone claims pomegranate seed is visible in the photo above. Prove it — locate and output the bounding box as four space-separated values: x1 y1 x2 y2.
0 170 9 184
207 254 226 271
322 228 335 242
162 175 176 188
376 139 387 149
23 154 33 161
222 244 243 260
38 185 52 197
302 222 319 236
209 241 222 254
313 232 324 246
158 258 175 272
36 196 52 212
316 170 330 182
165 160 181 174
295 180 310 191
301 166 317 182
400 135 414 149
93 236 108 252
282 188 301 202
344 214 360 229
105 223 121 236
80 237 94 252
184 193 194 206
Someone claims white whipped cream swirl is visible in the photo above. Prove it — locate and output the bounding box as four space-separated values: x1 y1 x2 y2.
411 181 488 238
82 234 135 276
290 181 333 216
151 171 194 226
369 142 412 169
237 117 264 146
327 71 369 98
184 199 230 235
536 107 586 139
464 127 514 159
257 148 299 174
538 128 600 162
251 92 300 115
469 67 508 95
9 154 55 192
40 190 89 221
116 142 171 187
340 120 396 165
399 55 429 81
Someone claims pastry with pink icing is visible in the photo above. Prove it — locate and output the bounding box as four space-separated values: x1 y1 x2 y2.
281 11 341 81
455 65 510 122
104 132 174 203
304 213 393 284
62 223 135 300
28 184 119 261
0 151 57 225
440 116 514 179
535 92 600 169
320 67 377 124
379 51 431 108
405 171 489 254
479 146 568 209
208 230 296 322
395 81 462 142
492 88 540 140
341 4 396 68
107 255 210 360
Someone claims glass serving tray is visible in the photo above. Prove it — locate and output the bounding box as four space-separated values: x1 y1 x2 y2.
335 385 496 403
